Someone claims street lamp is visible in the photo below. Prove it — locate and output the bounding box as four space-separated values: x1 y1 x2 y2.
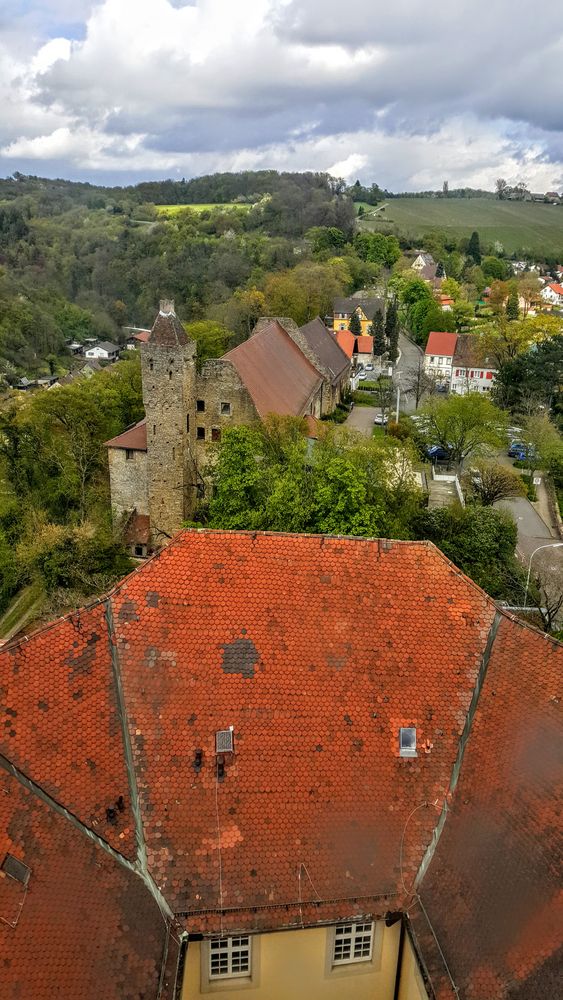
524 542 563 608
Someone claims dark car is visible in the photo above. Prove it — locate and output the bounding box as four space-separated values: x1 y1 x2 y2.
426 445 451 462
508 441 535 460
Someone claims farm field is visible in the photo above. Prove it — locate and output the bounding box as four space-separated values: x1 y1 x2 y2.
357 197 563 256
155 202 251 216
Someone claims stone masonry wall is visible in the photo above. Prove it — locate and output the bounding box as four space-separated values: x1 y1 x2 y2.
107 448 149 519
194 359 259 465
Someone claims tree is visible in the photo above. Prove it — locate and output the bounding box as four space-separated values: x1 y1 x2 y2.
452 300 474 331
349 310 362 335
403 358 437 409
520 412 563 481
443 180 449 197
517 274 541 317
436 261 446 279
441 278 462 301
506 285 519 321
372 309 386 358
184 321 232 368
385 299 399 363
467 231 481 265
371 375 394 424
414 504 520 599
528 559 563 634
421 392 507 470
496 178 508 200
462 460 526 506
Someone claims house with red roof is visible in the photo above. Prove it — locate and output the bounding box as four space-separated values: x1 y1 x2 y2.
105 303 350 551
423 331 459 384
540 282 563 307
0 529 560 1000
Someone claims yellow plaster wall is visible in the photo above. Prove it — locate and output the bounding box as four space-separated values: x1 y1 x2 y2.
183 921 401 1000
398 934 429 1000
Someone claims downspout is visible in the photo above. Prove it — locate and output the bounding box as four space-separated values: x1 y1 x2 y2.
393 917 406 1000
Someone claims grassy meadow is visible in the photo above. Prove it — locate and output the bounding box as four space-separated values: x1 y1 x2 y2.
357 197 563 256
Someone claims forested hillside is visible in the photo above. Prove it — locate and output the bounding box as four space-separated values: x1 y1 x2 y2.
0 170 357 379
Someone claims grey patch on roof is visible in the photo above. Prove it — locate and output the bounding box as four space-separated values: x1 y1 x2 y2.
220 637 259 678
1 853 31 885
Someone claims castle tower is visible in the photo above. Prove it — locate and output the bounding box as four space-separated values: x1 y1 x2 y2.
141 300 197 544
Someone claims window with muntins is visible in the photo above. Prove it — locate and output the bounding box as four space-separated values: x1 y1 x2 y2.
209 936 251 979
333 922 374 965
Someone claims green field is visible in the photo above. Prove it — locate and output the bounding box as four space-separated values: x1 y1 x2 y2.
358 197 563 256
156 202 251 216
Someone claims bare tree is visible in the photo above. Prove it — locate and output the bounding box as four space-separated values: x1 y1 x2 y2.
371 375 394 425
403 359 437 410
530 562 563 634
462 460 526 506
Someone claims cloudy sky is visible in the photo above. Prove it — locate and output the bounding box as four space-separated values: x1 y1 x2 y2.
1 0 563 190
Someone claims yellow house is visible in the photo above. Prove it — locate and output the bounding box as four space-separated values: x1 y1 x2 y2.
182 919 428 999
332 295 383 335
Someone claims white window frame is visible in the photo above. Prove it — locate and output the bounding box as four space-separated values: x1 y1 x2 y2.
209 936 251 980
201 935 260 993
399 727 417 757
332 921 374 966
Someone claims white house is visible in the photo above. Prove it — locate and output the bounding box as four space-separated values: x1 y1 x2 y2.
424 331 458 384
540 282 563 307
412 252 435 271
450 335 497 395
84 341 120 362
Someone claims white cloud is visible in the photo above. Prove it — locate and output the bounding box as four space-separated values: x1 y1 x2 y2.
0 0 562 189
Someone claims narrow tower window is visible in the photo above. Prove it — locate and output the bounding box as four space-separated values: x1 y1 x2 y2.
149 359 154 371
186 414 190 432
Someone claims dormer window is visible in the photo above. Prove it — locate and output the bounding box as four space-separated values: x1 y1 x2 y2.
1 854 31 886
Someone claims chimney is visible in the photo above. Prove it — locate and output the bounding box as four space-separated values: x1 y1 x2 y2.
159 299 175 315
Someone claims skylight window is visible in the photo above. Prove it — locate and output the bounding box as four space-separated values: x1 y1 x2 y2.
1 854 31 886
399 727 417 757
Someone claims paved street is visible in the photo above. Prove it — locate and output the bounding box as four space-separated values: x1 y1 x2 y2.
345 405 377 436
394 333 423 414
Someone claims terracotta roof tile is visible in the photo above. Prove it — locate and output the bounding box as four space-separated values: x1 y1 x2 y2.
0 772 171 1000
109 531 495 930
335 329 355 357
105 418 147 451
413 616 562 1000
425 332 458 357
0 604 136 858
224 321 322 417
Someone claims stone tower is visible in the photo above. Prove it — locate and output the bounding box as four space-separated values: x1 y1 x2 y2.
141 300 197 544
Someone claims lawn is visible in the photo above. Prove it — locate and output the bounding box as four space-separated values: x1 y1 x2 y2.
357 197 563 256
155 202 251 216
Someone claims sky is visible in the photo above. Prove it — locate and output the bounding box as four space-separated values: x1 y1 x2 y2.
1 0 563 191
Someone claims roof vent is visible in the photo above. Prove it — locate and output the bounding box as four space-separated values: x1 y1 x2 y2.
215 727 234 754
1 853 31 886
399 727 417 758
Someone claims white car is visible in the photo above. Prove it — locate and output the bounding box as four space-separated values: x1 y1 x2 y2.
373 413 388 425
357 371 367 381
365 363 374 371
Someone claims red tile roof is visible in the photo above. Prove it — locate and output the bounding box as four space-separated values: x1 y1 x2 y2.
1 530 560 997
0 604 137 859
0 772 173 1000
105 418 147 451
546 282 563 295
131 330 150 343
224 320 322 418
425 331 458 357
335 329 355 357
356 334 374 353
411 617 562 1000
111 531 496 929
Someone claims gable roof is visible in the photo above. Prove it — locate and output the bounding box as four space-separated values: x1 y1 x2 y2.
333 296 383 318
105 418 148 451
453 334 496 370
299 317 350 382
425 331 458 357
545 282 563 295
356 334 374 353
335 329 355 357
130 330 150 344
223 320 322 418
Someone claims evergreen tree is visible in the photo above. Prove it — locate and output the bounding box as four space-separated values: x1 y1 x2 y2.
349 310 362 335
385 299 399 364
506 285 519 321
467 231 482 265
372 309 386 357
436 260 446 278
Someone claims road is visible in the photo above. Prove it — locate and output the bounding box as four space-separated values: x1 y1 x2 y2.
394 333 423 415
345 405 378 436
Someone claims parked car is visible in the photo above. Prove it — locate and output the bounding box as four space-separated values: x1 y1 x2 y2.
357 371 367 381
373 413 388 425
508 441 536 461
435 383 448 394
365 363 374 372
426 444 451 462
